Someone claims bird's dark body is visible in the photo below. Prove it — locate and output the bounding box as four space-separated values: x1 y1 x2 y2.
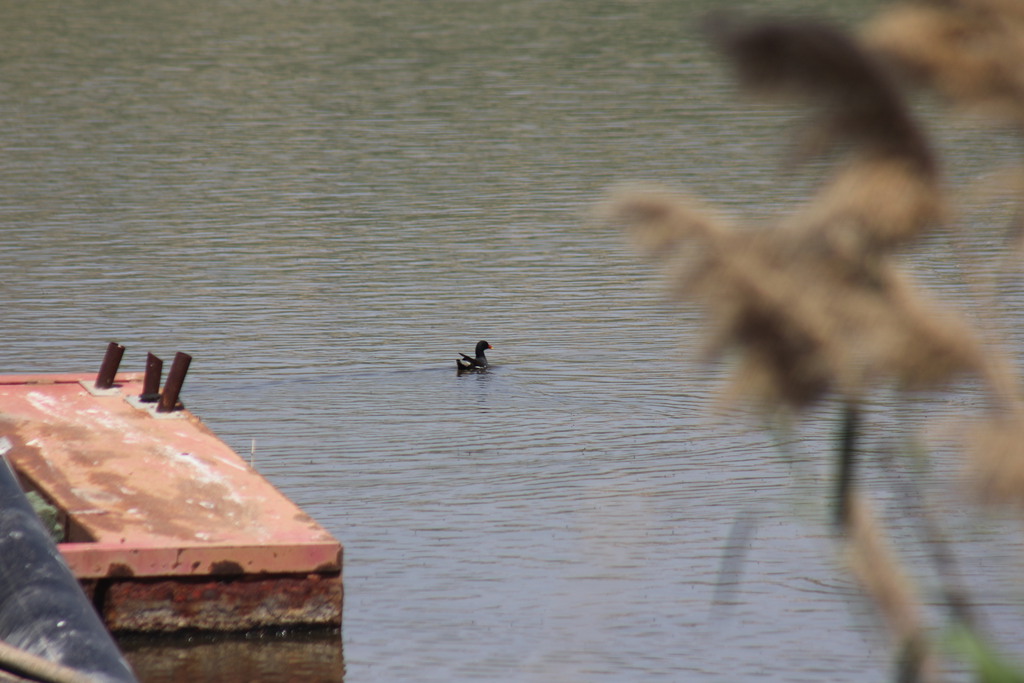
456 340 492 374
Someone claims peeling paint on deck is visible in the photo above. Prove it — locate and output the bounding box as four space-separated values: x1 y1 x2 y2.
0 372 343 631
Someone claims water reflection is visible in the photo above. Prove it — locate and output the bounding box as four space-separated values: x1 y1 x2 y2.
118 630 343 683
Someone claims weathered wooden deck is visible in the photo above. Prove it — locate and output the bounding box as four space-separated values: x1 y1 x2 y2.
0 371 342 632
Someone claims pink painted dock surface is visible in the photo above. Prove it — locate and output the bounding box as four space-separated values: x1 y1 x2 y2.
0 372 342 631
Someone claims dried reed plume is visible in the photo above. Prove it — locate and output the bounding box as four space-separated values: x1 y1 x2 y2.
865 0 1024 508
707 16 946 259
603 17 1003 536
687 19 1012 404
609 9 1024 680
965 410 1024 506
865 0 1024 126
606 189 840 409
605 188 989 413
708 16 936 169
601 18 991 410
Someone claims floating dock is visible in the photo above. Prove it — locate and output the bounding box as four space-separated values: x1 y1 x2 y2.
0 358 343 633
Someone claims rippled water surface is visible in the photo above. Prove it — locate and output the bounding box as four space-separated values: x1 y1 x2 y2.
3 0 1024 681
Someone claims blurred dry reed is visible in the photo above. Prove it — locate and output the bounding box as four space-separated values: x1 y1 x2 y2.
844 492 943 683
966 410 1024 506
605 8 1024 679
865 0 1024 509
603 18 995 415
865 0 1024 127
606 187 993 410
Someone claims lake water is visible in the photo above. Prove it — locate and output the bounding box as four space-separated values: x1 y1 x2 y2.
3 0 1024 681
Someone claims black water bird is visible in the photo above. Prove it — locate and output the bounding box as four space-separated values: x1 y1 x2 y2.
456 340 492 374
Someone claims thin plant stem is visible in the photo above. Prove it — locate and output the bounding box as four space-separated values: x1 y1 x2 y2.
835 402 861 531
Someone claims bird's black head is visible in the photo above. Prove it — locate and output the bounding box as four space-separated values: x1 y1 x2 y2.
476 340 492 354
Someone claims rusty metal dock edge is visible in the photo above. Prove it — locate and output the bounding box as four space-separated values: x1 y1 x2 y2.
0 372 343 632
